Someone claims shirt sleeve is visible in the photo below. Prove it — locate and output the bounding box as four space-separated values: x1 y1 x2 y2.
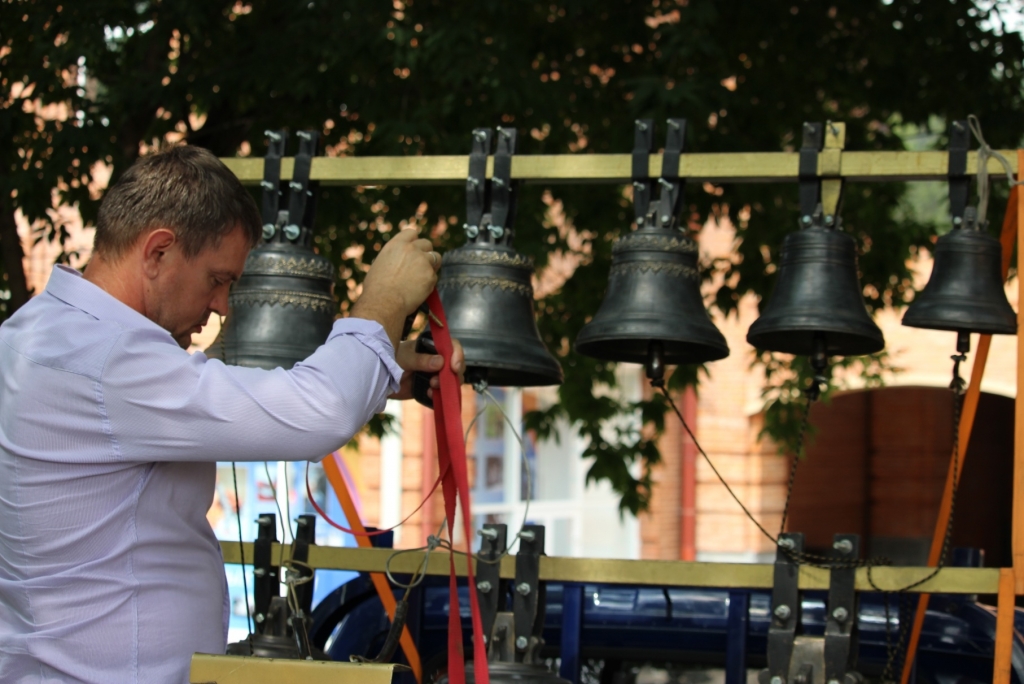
99 318 403 463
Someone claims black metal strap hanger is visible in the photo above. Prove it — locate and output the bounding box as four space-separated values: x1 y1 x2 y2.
798 122 825 223
260 130 286 238
654 117 687 229
283 130 319 244
465 128 493 240
489 127 518 245
948 119 970 227
632 119 655 227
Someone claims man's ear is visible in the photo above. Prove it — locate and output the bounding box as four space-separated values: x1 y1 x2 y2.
140 228 177 279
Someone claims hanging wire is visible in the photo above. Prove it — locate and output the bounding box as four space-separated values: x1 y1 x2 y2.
231 461 253 636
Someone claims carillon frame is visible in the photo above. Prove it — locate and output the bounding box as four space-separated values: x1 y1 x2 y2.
213 125 1024 682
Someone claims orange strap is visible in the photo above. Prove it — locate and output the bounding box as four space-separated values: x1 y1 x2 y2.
900 182 1019 684
323 454 423 684
994 568 1017 684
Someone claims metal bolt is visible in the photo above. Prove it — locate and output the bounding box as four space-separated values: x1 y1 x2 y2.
289 181 303 191
801 215 812 225
488 225 505 239
770 677 783 684
635 120 648 131
492 177 506 188
778 537 795 550
257 515 273 525
264 130 282 142
515 636 529 650
516 582 531 596
773 604 791 620
254 613 265 624
667 119 680 129
296 517 308 527
662 215 671 224
833 539 853 554
499 128 512 138
296 131 313 141
254 568 266 578
262 224 276 240
824 215 834 226
473 130 488 142
832 606 849 622
519 530 536 542
464 224 479 238
953 216 963 225
829 680 841 684
478 527 498 540
476 581 492 593
260 180 275 190
284 224 301 241
632 181 644 190
466 176 480 187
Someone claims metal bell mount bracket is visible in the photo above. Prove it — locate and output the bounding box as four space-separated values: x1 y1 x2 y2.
759 533 864 684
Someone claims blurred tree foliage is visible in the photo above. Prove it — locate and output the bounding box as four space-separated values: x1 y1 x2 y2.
2 0 1022 512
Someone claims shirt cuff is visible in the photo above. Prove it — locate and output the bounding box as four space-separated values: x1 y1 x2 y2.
328 317 403 396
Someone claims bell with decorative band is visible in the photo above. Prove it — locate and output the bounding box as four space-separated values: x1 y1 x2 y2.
428 232 563 389
902 206 1016 340
575 223 729 377
746 213 884 358
206 221 335 371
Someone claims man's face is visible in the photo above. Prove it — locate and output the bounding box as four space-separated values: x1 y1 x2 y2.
146 227 250 348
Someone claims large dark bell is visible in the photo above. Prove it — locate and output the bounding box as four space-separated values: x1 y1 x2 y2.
575 227 729 366
206 241 335 370
903 213 1016 335
436 241 562 387
747 219 884 356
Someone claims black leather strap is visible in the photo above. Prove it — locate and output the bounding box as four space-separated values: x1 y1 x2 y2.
798 122 824 220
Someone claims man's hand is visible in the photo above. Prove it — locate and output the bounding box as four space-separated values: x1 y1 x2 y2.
389 337 466 400
351 227 441 349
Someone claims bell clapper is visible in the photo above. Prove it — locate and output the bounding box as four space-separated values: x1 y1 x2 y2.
645 341 666 387
806 333 829 402
950 330 970 396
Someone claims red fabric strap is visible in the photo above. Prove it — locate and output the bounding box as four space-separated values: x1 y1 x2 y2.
426 289 490 684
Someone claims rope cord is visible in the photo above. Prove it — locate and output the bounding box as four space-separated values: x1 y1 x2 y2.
968 114 1024 226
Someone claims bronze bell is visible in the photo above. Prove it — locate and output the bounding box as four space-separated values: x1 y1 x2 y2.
207 130 335 370
422 127 561 389
902 207 1016 336
575 224 729 373
747 214 884 357
576 117 728 379
435 235 563 387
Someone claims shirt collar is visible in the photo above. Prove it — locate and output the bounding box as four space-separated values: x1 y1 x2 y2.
45 265 172 336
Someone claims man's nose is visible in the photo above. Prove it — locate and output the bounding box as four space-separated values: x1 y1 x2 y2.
210 288 230 316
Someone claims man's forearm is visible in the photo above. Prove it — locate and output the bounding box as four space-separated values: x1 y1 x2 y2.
349 290 407 351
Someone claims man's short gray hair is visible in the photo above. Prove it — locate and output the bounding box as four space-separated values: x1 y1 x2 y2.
94 146 262 260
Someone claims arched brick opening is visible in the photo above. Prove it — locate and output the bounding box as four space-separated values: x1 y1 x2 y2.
784 386 1014 566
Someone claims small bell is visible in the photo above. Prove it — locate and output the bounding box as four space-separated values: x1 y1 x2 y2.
574 222 729 372
902 207 1016 336
747 213 884 357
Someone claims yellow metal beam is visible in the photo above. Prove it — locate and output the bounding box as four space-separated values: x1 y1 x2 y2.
220 150 1019 186
220 542 999 595
189 654 395 684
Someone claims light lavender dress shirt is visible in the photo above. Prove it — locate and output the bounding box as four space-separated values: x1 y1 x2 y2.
0 265 402 683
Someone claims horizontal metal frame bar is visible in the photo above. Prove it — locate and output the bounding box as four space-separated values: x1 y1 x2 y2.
221 150 1019 186
220 542 999 594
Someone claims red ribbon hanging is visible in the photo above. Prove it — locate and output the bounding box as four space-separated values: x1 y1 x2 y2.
426 289 490 684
